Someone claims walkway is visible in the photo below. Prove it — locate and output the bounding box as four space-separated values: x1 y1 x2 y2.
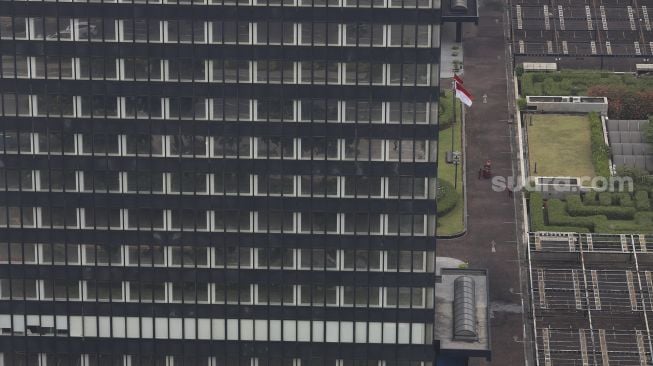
437 1 530 365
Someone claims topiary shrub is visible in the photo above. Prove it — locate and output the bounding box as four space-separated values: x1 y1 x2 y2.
598 192 613 206
583 191 599 205
617 192 634 207
436 179 460 216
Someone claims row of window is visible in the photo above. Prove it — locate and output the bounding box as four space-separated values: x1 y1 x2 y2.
1 280 433 308
1 243 433 272
0 354 433 366
2 171 435 198
0 0 437 8
0 19 440 48
0 95 438 123
1 57 439 86
1 133 438 162
0 207 436 235
0 315 434 344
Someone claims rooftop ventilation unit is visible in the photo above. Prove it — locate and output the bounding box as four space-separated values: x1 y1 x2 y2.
453 275 477 341
451 0 468 11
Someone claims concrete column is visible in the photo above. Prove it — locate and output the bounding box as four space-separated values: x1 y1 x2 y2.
456 22 462 42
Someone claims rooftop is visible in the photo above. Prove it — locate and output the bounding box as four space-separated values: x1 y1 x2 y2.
435 268 491 359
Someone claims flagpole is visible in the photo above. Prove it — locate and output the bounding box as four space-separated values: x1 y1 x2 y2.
451 76 456 152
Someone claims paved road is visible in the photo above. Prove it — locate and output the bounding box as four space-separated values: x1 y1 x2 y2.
438 1 530 365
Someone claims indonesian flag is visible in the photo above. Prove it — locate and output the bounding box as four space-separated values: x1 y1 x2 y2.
453 74 464 86
455 80 473 107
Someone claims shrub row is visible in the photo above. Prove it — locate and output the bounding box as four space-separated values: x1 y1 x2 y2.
567 195 636 219
529 192 545 231
546 199 604 231
635 191 651 211
436 179 460 216
588 113 611 180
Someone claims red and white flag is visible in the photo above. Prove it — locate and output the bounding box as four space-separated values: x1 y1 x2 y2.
455 80 473 107
453 74 464 86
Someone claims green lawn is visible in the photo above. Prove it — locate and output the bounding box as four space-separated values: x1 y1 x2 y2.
520 70 653 96
437 92 465 236
527 114 596 179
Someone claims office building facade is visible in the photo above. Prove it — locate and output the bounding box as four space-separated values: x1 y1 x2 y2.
0 0 440 363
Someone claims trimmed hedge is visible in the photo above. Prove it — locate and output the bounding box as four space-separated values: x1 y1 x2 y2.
546 199 604 231
529 192 545 231
566 195 636 220
583 191 599 205
436 179 460 216
529 193 590 232
589 113 611 180
617 192 634 207
530 192 652 233
635 191 651 211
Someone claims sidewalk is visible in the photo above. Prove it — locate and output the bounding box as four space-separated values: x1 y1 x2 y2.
437 2 528 365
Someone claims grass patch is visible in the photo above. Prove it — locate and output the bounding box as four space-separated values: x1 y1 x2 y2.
520 70 653 96
439 90 462 130
527 114 596 179
437 92 464 236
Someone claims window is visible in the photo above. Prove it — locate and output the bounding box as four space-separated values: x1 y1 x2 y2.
166 20 204 43
344 213 381 234
257 175 294 196
212 60 250 83
82 133 120 155
257 248 294 269
256 60 294 84
170 210 208 231
212 98 251 120
214 173 250 194
0 169 33 191
256 100 294 121
299 175 338 197
2 94 31 116
125 134 164 156
213 136 250 158
344 176 382 197
256 22 294 45
300 138 339 159
168 58 206 82
257 211 294 233
214 211 251 232
124 58 162 81
215 246 251 268
301 212 338 233
213 21 250 44
301 23 339 46
128 208 165 230
256 137 294 159
126 171 165 193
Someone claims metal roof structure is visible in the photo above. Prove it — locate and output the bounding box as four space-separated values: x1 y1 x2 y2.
606 119 653 172
435 268 491 360
527 232 653 366
453 276 478 341
511 0 653 69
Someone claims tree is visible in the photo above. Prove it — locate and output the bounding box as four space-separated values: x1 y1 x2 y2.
587 85 653 119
